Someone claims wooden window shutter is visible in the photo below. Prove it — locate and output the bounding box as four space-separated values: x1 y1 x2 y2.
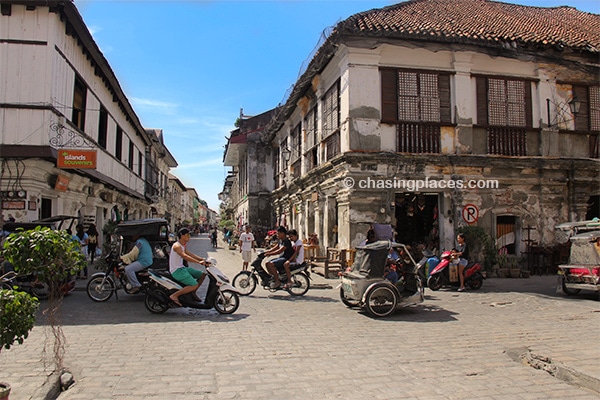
439 74 451 123
573 85 589 131
525 81 533 128
476 76 488 126
381 69 398 122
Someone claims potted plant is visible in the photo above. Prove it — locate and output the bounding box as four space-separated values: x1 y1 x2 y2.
497 253 510 278
509 258 521 278
0 288 39 399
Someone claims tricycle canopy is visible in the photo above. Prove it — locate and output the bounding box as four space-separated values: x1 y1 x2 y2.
351 240 416 278
114 218 170 241
566 230 600 265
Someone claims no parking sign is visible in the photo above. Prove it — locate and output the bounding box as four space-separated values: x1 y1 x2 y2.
462 204 479 224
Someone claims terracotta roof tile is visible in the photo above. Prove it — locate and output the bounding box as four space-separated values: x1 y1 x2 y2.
339 0 600 53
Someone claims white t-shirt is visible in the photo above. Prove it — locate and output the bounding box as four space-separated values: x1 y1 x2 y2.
169 242 185 273
239 232 255 251
292 238 304 264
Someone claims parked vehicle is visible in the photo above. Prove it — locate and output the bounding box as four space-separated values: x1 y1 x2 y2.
427 251 484 291
86 219 171 302
232 251 311 296
144 259 240 314
555 220 600 299
339 241 424 318
1 217 79 298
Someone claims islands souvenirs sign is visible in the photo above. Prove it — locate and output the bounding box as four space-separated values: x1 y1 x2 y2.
57 149 97 169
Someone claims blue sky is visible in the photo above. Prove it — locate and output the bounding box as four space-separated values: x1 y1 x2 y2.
75 0 599 211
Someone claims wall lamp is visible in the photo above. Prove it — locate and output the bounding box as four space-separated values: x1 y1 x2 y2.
546 96 581 128
281 146 291 163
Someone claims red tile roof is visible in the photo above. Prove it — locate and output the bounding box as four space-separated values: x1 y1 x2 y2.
339 0 600 53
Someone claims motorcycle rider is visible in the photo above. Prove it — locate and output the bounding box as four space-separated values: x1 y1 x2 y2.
283 229 304 289
453 233 469 292
169 228 207 306
121 234 153 294
263 226 294 289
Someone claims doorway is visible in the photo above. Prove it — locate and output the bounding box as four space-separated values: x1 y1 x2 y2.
395 193 439 249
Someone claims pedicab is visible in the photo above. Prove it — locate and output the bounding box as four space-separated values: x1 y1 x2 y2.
339 240 424 317
555 219 600 299
86 218 171 301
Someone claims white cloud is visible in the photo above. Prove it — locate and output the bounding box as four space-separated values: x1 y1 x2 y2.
174 157 224 170
131 97 179 114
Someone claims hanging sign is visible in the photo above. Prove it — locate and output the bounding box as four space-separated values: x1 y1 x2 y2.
57 149 97 169
55 174 70 192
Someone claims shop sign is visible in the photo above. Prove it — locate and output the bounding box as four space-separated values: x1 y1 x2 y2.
55 174 70 192
2 200 26 210
57 149 97 169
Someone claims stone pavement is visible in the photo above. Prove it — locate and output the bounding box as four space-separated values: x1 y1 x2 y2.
0 233 599 399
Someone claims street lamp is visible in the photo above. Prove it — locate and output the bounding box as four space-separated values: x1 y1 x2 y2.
281 146 291 163
568 96 581 115
546 96 582 128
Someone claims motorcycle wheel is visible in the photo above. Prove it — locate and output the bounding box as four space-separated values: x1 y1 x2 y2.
214 290 240 314
365 284 398 318
86 275 115 302
287 273 310 296
31 282 50 300
144 290 170 314
340 287 359 307
427 274 443 291
232 271 257 296
468 276 483 290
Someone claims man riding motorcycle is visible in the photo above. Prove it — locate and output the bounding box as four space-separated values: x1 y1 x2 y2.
263 226 294 289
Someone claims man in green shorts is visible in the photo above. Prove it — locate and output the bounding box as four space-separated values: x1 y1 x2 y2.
169 228 207 306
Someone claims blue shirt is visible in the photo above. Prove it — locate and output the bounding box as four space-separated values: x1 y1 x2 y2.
136 237 153 267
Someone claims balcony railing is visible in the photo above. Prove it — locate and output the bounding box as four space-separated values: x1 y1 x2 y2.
397 123 440 153
487 127 527 156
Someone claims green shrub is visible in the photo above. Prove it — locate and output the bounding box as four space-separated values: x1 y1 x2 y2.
0 289 39 352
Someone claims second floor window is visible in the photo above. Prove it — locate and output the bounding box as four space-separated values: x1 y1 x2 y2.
98 106 108 149
304 106 318 171
72 76 87 131
322 81 340 138
115 126 123 161
128 140 134 170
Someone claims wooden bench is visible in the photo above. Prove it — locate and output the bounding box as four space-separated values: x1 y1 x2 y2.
311 248 347 278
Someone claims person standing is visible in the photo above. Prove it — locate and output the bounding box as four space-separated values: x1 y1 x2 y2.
86 223 99 265
75 224 89 279
238 225 255 271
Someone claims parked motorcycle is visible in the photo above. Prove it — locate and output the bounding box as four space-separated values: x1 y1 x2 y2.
144 259 240 314
427 251 484 291
1 270 75 299
232 252 311 296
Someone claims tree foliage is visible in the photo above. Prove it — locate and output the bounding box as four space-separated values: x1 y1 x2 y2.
0 289 39 353
2 227 86 283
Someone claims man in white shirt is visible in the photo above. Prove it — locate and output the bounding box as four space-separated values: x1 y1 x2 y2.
238 225 255 271
283 229 304 289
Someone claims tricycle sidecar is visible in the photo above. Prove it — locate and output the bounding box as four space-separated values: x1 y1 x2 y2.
340 241 424 317
556 229 600 299
112 218 172 270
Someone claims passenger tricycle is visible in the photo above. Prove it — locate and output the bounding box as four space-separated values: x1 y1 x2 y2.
339 241 424 317
86 218 171 302
555 220 600 299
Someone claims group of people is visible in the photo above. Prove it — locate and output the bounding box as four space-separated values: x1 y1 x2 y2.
69 223 99 280
237 225 305 289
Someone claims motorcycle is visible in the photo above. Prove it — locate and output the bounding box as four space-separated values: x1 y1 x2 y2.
232 251 311 296
86 249 154 302
144 259 240 314
427 250 484 291
1 270 75 300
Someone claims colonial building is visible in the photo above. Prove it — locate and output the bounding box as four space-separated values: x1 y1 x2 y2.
223 109 278 233
0 1 198 231
249 0 599 255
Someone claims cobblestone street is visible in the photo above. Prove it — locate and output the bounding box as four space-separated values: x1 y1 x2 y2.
1 233 598 399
